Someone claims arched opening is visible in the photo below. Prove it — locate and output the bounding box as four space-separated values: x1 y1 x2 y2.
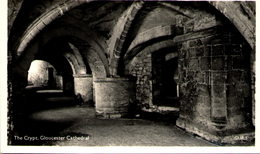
19 54 76 112
152 50 179 107
125 41 180 120
27 60 63 90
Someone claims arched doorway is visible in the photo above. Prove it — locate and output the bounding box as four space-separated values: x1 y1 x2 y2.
152 49 179 107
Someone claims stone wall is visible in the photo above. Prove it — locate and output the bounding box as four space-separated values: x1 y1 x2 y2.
74 75 93 104
129 53 153 108
28 60 61 88
8 0 23 34
176 25 253 143
136 6 178 34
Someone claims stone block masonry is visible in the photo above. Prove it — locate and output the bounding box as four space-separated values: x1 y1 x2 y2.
94 77 136 118
73 74 93 104
176 25 254 144
129 53 153 107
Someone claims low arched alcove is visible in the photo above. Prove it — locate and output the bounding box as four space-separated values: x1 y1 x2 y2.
27 60 63 89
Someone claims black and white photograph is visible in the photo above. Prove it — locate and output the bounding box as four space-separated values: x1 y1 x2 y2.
1 0 258 152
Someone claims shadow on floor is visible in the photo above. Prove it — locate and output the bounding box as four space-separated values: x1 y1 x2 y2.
9 88 254 146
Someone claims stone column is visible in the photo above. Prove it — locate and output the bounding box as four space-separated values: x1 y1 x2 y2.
176 26 254 144
94 77 135 118
74 74 93 104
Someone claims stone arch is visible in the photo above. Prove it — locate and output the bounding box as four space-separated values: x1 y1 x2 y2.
67 43 88 75
107 1 144 76
209 1 255 49
33 37 89 77
63 51 82 75
13 0 95 56
35 37 88 76
107 1 254 76
31 57 74 94
12 1 255 76
14 25 109 80
82 47 107 79
126 25 178 56
107 2 191 76
12 26 107 105
125 39 176 74
38 54 74 79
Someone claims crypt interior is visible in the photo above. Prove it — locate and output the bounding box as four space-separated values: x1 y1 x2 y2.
8 0 255 146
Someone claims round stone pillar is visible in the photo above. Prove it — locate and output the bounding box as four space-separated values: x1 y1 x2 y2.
73 74 93 104
94 77 135 118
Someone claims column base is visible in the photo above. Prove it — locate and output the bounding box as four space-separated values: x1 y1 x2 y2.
176 117 255 145
96 112 126 119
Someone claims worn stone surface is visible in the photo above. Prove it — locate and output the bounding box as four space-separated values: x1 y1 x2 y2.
74 75 93 104
94 78 135 118
28 60 61 88
129 53 152 107
176 25 253 143
8 0 23 34
209 1 255 48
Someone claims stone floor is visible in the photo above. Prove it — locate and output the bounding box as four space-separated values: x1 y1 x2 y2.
13 89 217 146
